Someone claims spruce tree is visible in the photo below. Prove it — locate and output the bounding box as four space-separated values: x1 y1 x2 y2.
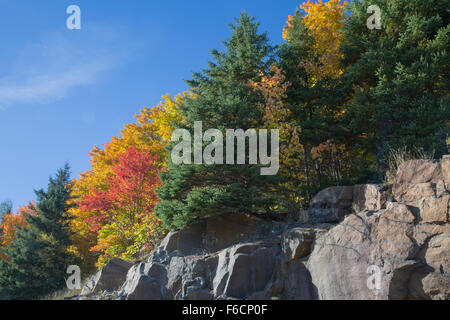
156 14 280 230
0 164 77 299
341 0 450 168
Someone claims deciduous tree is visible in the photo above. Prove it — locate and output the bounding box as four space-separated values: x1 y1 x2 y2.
70 93 186 270
0 203 35 260
80 146 164 267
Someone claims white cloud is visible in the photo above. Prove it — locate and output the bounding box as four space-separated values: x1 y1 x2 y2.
0 29 126 109
0 61 112 107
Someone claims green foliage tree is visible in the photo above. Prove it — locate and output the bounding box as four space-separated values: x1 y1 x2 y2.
340 0 450 169
0 164 78 299
156 14 281 230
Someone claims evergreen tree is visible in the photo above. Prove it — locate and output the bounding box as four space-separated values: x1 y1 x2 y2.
341 0 450 168
0 200 13 224
0 164 78 299
156 14 280 230
0 200 13 242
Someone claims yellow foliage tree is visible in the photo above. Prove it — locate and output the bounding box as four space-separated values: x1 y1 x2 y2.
251 65 305 214
283 0 348 82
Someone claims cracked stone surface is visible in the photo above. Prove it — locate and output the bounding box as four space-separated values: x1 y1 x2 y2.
77 156 450 300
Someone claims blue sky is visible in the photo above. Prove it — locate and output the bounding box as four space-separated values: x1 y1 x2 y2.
0 0 301 210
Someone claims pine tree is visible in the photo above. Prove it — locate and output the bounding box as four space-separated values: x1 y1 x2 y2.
341 0 450 168
155 14 280 230
0 164 78 299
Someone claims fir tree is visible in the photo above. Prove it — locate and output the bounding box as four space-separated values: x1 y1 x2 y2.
0 200 13 224
0 164 78 299
156 14 280 230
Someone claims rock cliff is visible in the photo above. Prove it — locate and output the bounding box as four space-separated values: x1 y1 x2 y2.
77 156 449 300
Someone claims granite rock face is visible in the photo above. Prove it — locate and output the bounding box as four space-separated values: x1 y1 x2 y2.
307 157 449 300
79 156 449 300
80 258 134 296
305 186 354 223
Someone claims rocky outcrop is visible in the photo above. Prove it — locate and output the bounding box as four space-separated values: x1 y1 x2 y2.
117 216 290 300
308 157 449 300
303 183 392 223
78 156 450 300
80 258 134 296
308 203 449 300
304 186 354 223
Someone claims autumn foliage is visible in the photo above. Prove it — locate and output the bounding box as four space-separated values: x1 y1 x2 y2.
0 203 35 260
283 0 348 82
70 93 186 269
79 146 164 267
251 65 305 212
2 1 447 288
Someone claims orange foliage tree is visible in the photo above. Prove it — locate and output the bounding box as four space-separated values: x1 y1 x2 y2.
0 203 35 260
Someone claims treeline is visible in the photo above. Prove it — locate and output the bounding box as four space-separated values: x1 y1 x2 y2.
0 0 448 299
